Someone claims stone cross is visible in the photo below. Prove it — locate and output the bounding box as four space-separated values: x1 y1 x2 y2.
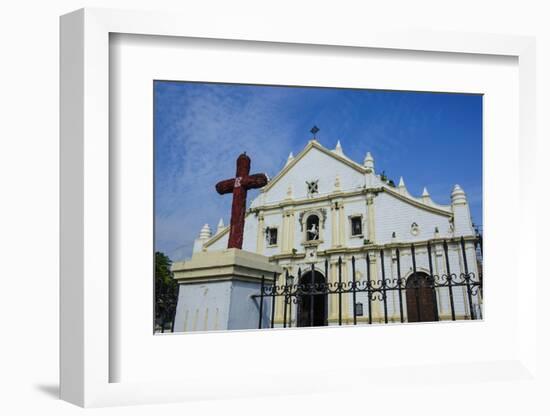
216 153 268 249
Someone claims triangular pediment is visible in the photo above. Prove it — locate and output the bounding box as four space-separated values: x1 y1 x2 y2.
254 140 367 205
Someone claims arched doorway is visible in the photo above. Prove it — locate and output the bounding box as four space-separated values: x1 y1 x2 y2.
406 272 438 322
297 270 327 327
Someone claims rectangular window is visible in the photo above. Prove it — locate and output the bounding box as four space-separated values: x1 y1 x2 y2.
266 227 278 246
355 303 364 316
351 216 362 236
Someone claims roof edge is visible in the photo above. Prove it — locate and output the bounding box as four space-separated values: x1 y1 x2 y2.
260 140 367 193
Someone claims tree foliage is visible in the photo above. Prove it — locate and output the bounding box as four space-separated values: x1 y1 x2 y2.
155 251 178 332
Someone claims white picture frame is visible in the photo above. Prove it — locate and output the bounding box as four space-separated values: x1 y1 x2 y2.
60 7 538 408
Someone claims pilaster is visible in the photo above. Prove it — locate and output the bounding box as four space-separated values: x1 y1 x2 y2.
331 203 338 247
274 270 286 323
331 200 344 247
328 261 338 320
288 212 295 252
369 253 381 321
341 259 351 320
338 202 346 245
256 213 265 254
281 210 294 253
366 192 376 243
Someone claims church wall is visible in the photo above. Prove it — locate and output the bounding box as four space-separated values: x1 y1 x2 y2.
341 197 368 249
252 241 479 326
452 203 475 236
374 192 452 245
386 243 479 319
256 147 365 205
201 192 480 322
206 232 229 252
262 210 284 257
314 242 480 323
205 213 260 253
322 202 334 249
181 140 482 328
242 214 258 253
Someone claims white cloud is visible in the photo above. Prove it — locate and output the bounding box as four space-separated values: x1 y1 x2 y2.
155 84 298 260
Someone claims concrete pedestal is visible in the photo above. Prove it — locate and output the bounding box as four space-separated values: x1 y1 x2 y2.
172 249 282 332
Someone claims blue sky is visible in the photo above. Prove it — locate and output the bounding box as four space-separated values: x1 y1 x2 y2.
154 81 482 261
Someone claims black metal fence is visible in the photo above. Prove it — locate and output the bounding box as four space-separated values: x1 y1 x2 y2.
256 236 483 328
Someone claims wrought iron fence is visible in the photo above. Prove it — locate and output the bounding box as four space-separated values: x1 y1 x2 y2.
256 236 483 328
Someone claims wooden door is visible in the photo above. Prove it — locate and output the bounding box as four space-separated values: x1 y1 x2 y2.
406 273 437 322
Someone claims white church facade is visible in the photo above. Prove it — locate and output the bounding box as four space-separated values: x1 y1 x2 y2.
174 138 482 330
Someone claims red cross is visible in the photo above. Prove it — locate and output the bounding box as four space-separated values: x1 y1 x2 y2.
215 153 268 249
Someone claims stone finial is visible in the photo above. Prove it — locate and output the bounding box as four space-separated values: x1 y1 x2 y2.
199 223 212 240
285 152 294 166
451 184 467 205
217 218 225 234
333 140 344 156
364 152 374 173
398 176 405 188
421 187 432 204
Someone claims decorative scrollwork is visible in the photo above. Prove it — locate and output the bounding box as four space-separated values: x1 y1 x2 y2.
470 285 482 296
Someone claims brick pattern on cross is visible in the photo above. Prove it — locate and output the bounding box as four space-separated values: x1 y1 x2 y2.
216 153 268 249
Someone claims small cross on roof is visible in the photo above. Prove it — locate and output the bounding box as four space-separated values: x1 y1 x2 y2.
310 125 320 138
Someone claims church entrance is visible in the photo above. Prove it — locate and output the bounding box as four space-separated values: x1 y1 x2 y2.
406 272 438 322
297 270 327 327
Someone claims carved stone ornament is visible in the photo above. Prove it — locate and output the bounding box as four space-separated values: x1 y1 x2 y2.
366 192 375 205
306 179 319 196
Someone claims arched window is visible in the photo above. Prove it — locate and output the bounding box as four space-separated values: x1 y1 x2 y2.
306 215 320 241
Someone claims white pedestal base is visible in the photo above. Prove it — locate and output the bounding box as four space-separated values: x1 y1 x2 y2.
172 249 282 332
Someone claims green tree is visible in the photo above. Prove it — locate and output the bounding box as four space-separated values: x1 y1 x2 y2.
155 251 178 332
